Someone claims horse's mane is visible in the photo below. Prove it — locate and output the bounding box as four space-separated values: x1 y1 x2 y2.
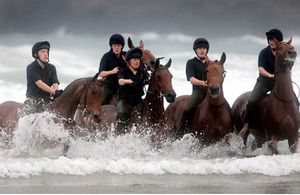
63 77 89 91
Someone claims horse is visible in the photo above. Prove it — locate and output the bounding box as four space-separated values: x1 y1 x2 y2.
97 58 176 139
0 73 103 153
232 37 299 154
165 53 233 145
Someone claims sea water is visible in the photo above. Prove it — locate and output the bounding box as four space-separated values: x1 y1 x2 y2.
0 32 300 193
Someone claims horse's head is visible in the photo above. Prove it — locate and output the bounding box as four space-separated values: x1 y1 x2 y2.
207 52 226 99
128 37 156 69
77 73 103 123
275 37 297 71
148 58 176 103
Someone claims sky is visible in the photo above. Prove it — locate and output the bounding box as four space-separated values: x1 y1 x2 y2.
1 0 300 38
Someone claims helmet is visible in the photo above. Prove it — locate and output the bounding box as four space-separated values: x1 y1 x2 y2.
193 38 209 52
32 41 50 58
109 34 125 47
266 29 283 42
125 48 142 62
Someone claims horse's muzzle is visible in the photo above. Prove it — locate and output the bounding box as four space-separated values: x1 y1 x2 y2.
286 50 297 62
165 92 176 103
208 86 220 98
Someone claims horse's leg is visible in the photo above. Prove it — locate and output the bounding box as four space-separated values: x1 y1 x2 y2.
288 137 298 153
251 137 264 151
268 137 279 155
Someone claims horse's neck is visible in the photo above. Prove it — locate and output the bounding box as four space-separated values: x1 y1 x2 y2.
53 90 78 119
274 68 294 101
143 87 165 123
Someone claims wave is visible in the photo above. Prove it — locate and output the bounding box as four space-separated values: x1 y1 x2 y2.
0 112 299 178
0 112 300 178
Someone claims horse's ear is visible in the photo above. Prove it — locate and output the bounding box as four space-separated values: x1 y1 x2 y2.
165 58 172 68
154 57 164 70
128 37 134 49
205 55 211 64
219 52 226 65
287 36 292 45
139 40 144 49
154 58 160 70
92 72 99 81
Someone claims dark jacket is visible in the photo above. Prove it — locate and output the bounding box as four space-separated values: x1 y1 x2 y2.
186 57 208 91
258 46 275 76
117 67 150 100
26 60 59 98
98 49 127 84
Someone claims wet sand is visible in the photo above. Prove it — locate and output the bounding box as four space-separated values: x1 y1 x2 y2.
1 173 300 194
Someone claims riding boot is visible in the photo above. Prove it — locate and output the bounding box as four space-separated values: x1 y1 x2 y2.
175 110 193 139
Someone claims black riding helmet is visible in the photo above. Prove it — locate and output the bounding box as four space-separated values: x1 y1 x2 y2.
109 34 125 47
32 41 50 59
125 47 142 62
266 29 283 42
193 38 209 53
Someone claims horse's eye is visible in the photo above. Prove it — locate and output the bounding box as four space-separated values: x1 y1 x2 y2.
157 75 161 81
91 91 97 95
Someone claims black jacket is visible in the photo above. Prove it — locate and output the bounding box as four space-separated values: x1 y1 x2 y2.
98 49 127 84
26 61 59 97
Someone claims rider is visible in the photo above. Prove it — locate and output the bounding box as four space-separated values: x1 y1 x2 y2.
115 48 150 135
175 38 233 139
25 41 61 113
98 33 128 105
240 28 300 135
175 38 209 139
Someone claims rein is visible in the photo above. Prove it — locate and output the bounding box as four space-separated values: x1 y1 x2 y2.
77 79 101 117
272 90 294 104
272 42 296 104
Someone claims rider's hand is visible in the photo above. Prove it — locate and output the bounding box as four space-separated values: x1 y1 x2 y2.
111 67 119 74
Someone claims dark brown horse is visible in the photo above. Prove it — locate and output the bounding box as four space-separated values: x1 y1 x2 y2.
0 73 103 141
232 37 299 154
98 58 176 137
165 53 233 145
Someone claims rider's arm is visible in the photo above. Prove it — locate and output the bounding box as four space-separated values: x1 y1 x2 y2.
189 77 208 87
99 67 119 77
118 78 134 86
35 80 56 94
259 67 274 78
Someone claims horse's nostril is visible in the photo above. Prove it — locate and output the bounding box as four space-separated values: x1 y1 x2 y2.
209 86 219 95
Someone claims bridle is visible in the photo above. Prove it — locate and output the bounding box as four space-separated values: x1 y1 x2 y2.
273 42 296 103
207 64 227 107
146 67 169 100
77 79 101 117
274 42 295 75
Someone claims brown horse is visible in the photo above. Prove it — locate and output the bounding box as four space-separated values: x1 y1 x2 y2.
165 53 233 145
232 37 299 154
0 73 103 148
98 58 176 138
